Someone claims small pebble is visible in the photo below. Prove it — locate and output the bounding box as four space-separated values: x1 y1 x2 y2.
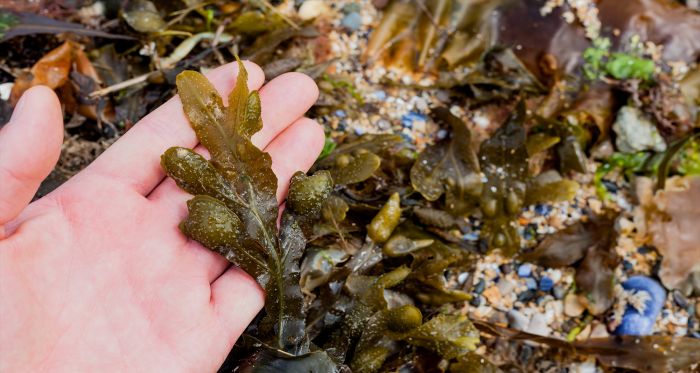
615 276 666 336
637 245 653 254
341 2 361 14
500 263 513 275
473 279 486 294
482 286 502 305
518 289 537 302
622 260 633 271
553 285 567 300
298 0 327 20
488 311 508 326
564 294 585 317
539 276 554 292
570 358 597 373
525 277 538 290
436 129 448 140
518 345 534 365
457 272 469 285
518 263 532 278
527 313 551 336
354 127 366 136
534 204 552 216
470 295 482 307
601 180 619 194
589 322 610 338
335 109 347 118
373 90 387 101
497 278 515 295
463 232 480 241
401 112 426 129
376 119 390 130
507 310 529 330
341 12 362 31
672 289 689 309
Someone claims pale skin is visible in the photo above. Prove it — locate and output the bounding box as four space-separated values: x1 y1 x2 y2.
0 61 325 372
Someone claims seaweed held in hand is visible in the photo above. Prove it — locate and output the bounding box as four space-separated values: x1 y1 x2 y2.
160 60 331 358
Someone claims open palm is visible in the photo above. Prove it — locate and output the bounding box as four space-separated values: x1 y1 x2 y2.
0 61 324 372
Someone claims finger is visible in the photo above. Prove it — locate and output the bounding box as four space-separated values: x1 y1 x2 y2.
78 61 265 196
252 72 319 148
265 117 325 201
210 267 265 346
149 117 323 282
0 86 63 228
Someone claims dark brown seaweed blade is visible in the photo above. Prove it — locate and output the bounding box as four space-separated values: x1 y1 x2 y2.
1 11 135 41
474 320 700 372
522 216 615 268
522 214 618 314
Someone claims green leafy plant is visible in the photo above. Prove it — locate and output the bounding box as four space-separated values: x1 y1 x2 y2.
594 152 654 200
583 37 655 82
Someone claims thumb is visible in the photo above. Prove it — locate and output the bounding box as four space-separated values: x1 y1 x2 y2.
0 86 63 228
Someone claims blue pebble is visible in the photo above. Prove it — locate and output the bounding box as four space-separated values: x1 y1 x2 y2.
341 12 362 31
463 232 480 241
517 263 532 278
601 179 619 194
539 276 554 292
534 204 552 216
341 3 361 14
334 109 347 118
552 285 566 299
401 112 427 128
614 276 666 336
525 277 538 290
436 129 448 140
522 225 536 241
354 127 366 136
373 90 387 101
400 133 414 144
622 260 633 271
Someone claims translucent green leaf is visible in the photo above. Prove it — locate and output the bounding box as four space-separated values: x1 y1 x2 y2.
393 314 479 360
179 195 244 262
329 152 381 185
478 102 529 255
525 171 579 205
287 171 333 218
410 107 481 215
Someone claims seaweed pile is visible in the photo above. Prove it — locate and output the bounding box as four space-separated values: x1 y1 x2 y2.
165 53 700 372
3 0 700 371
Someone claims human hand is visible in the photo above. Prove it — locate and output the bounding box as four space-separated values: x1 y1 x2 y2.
0 61 324 372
